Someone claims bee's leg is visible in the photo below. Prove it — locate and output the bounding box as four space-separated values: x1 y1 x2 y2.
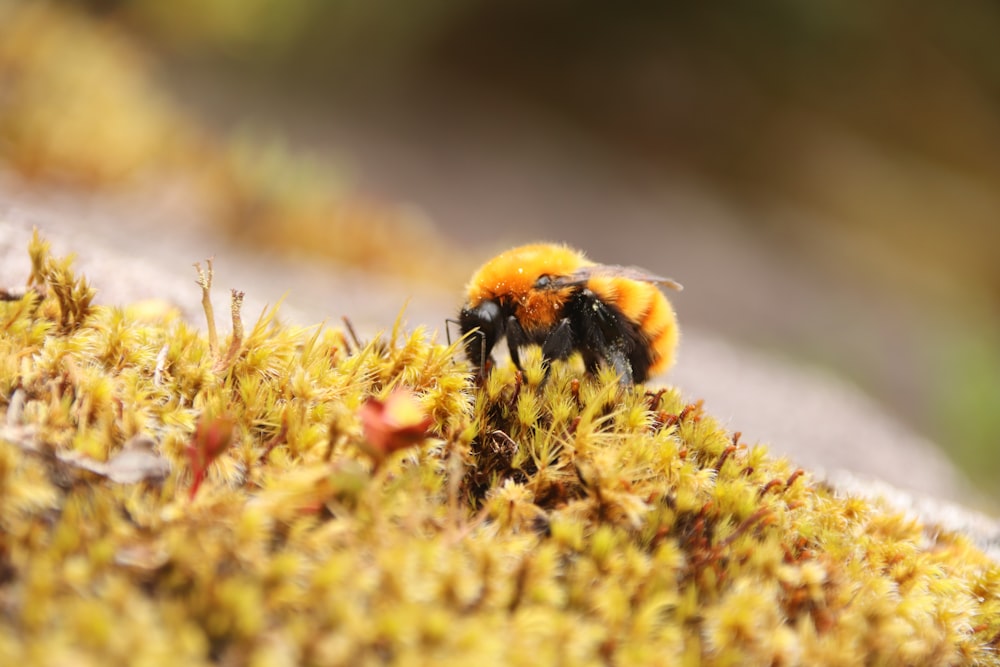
541 319 574 361
577 334 633 384
505 316 528 371
602 342 634 386
536 318 573 383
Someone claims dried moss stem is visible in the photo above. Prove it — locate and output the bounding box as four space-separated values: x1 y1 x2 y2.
194 258 217 356
213 289 245 373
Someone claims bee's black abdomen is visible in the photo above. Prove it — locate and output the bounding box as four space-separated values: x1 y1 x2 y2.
564 288 654 384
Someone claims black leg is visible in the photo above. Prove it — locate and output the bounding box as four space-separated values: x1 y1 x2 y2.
541 318 574 361
505 315 529 370
603 342 634 385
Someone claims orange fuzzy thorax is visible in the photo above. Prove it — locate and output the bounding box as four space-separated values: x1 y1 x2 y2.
465 243 589 330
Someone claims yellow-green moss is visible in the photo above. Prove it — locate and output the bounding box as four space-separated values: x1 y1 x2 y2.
0 233 998 666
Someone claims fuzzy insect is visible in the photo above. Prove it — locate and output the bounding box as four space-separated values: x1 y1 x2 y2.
458 243 681 384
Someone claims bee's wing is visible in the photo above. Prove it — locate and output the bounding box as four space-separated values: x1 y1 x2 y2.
568 264 683 291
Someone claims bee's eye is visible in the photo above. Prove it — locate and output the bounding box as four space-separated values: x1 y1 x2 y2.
534 275 552 289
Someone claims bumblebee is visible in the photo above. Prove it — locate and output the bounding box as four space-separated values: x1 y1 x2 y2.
458 243 681 384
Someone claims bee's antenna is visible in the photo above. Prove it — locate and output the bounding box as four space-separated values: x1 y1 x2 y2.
342 316 362 353
444 319 487 373
445 318 460 346
478 329 486 372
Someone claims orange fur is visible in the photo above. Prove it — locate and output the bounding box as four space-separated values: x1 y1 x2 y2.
647 308 680 374
466 243 590 332
465 243 590 305
590 278 656 323
516 287 573 331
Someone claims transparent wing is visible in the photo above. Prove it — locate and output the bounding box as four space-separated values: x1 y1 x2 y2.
566 264 683 291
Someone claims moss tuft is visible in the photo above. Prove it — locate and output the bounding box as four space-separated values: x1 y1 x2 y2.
0 233 998 665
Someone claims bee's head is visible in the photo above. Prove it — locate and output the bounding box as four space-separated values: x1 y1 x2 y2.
457 296 500 374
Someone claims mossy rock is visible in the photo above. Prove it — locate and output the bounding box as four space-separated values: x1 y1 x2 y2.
0 232 998 666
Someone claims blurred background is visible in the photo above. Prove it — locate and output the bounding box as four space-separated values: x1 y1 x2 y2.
1 1 998 500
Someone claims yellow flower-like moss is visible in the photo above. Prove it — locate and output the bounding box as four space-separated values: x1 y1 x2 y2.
0 233 998 665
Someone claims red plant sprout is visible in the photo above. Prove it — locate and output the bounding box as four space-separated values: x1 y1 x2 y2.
186 413 235 499
357 388 432 469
